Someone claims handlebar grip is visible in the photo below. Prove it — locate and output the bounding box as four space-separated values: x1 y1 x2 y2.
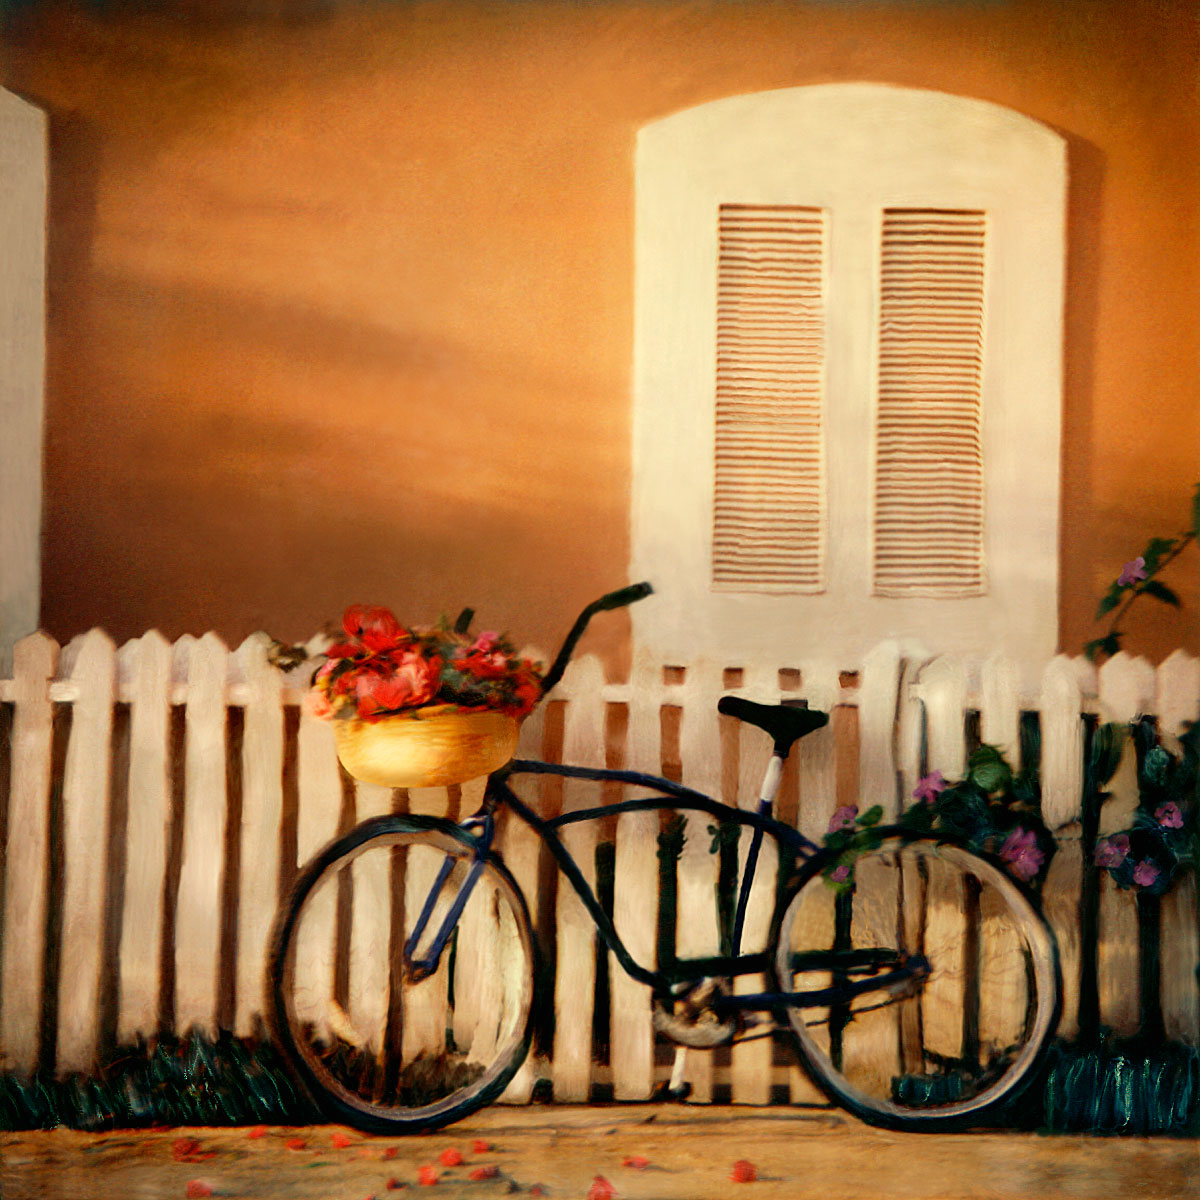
592 581 654 611
540 581 654 696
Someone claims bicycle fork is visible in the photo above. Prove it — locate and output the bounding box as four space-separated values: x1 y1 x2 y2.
404 814 495 982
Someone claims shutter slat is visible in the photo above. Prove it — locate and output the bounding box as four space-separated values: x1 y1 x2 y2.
874 209 987 597
714 204 827 593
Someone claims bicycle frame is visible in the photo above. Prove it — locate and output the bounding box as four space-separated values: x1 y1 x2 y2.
401 757 928 1020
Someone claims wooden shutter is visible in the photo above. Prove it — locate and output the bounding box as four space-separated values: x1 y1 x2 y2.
873 209 987 596
713 204 827 593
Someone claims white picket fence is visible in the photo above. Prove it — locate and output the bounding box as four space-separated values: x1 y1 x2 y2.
0 629 1197 1107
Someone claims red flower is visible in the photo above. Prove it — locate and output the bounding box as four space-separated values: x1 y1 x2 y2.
354 652 441 719
472 1140 493 1154
469 1166 499 1180
731 1160 757 1183
622 1155 650 1169
286 1137 307 1151
246 1126 268 1140
587 1177 616 1200
382 1147 400 1160
342 604 406 652
438 1148 463 1166
332 1131 353 1149
185 1184 212 1199
172 1138 202 1162
417 1165 439 1186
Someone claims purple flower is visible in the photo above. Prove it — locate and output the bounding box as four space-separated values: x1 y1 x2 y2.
1117 556 1147 587
827 805 858 834
912 771 948 805
1132 859 1161 888
1155 801 1184 829
1000 827 1045 882
830 864 851 883
1094 833 1130 868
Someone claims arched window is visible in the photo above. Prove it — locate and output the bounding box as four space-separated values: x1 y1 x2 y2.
631 84 1066 673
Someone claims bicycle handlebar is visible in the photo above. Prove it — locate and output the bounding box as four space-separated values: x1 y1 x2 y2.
539 581 654 697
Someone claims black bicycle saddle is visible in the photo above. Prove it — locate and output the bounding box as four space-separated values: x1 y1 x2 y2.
717 695 830 756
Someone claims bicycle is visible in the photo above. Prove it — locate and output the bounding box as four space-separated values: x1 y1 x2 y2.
268 583 1060 1134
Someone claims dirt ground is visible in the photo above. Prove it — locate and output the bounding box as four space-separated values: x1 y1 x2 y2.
1 1105 1196 1200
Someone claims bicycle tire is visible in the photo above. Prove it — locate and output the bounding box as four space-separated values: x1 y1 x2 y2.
268 814 537 1134
771 827 1059 1131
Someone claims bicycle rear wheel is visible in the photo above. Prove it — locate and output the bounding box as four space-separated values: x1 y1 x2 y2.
772 829 1058 1130
269 815 536 1133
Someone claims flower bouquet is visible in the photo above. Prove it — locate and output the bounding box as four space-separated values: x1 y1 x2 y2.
308 603 543 788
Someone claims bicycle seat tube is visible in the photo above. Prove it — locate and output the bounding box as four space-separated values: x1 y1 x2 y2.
729 750 787 957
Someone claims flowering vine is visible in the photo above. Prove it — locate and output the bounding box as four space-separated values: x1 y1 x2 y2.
1086 482 1198 663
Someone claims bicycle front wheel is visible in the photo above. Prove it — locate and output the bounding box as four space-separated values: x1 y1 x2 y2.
269 815 536 1134
772 829 1059 1130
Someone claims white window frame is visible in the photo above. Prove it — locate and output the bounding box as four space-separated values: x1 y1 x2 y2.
0 88 47 672
630 83 1066 673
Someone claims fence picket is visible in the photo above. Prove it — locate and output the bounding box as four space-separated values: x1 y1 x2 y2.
1038 656 1085 1039
675 660 724 1103
351 781 396 1054
980 653 1021 769
858 643 901 818
610 653 659 1100
552 655 605 1102
0 632 58 1072
234 634 285 1036
499 683 546 1102
731 664 777 1106
117 632 172 1044
175 633 229 1037
1095 654 1157 1036
788 660 839 1105
1156 652 1200 1046
56 629 117 1071
291 700 344 1046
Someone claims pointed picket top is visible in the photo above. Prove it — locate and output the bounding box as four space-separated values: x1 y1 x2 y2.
980 652 1021 770
1097 651 1156 723
170 632 197 687
919 654 968 781
1156 650 1200 737
1039 655 1084 830
237 630 284 692
55 630 91 682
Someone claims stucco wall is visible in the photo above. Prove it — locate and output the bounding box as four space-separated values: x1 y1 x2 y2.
2 0 1196 666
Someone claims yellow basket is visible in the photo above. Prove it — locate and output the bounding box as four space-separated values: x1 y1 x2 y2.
332 704 520 788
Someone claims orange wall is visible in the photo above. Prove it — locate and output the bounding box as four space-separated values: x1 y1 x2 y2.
2 0 1197 666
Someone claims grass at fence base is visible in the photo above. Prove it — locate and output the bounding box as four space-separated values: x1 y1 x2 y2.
0 1027 321 1132
1042 1038 1200 1135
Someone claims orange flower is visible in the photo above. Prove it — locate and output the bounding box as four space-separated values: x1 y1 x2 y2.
438 1148 463 1166
417 1165 439 1186
731 1159 757 1182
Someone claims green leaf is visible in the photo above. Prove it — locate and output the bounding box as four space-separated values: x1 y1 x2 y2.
1142 745 1172 788
1084 633 1122 663
857 804 884 827
1095 585 1123 618
1140 580 1180 607
968 744 1013 794
1142 536 1178 574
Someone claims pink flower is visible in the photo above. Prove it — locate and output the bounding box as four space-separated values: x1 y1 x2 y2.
303 689 334 720
1133 860 1161 887
828 805 857 833
1117 557 1147 587
1094 834 1130 868
913 771 947 804
1155 802 1184 829
470 631 502 654
1000 827 1045 882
